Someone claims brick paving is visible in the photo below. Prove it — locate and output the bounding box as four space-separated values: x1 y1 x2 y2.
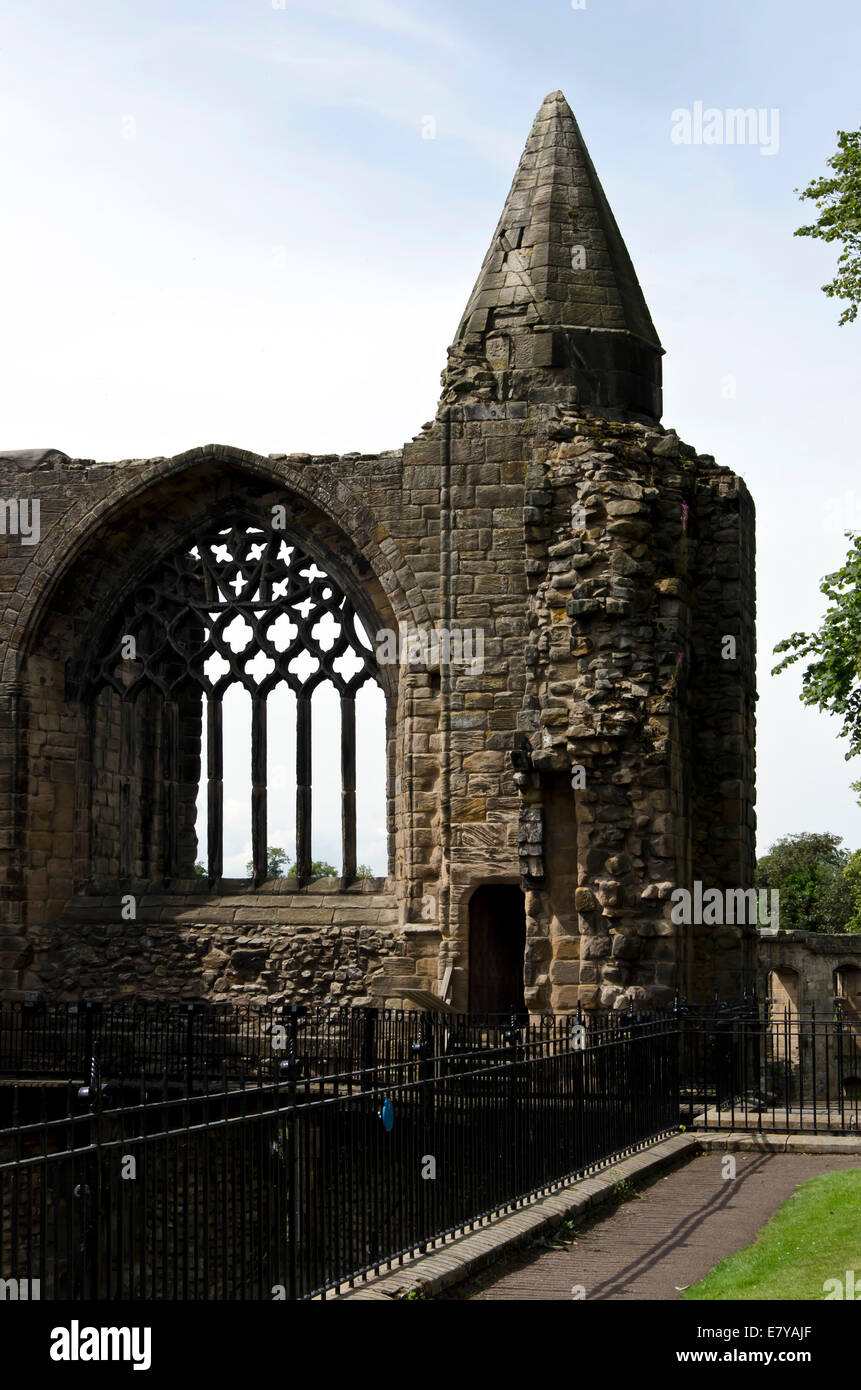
462 1153 861 1300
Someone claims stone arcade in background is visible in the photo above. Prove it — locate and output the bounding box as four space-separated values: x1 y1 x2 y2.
0 93 757 1013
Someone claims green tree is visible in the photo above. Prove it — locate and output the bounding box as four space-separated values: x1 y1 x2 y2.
842 848 861 933
773 534 861 760
236 851 368 880
795 129 861 325
756 832 855 932
245 847 291 878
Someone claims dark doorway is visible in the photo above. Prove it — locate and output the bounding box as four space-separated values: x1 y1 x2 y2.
468 884 527 1015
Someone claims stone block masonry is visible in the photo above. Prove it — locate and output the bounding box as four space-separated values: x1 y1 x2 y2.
0 92 756 1011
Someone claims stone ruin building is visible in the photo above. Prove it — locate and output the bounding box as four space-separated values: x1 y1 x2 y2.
0 92 758 1016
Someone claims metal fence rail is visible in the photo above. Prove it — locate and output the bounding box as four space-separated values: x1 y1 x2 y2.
0 1015 679 1300
678 1002 861 1133
0 998 653 1086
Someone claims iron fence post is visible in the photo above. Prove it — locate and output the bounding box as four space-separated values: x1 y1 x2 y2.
362 1007 378 1087
185 1003 195 1089
817 1006 823 1134
835 1005 845 1129
504 1015 521 1204
75 1045 106 1298
82 1000 94 1078
284 1004 302 1300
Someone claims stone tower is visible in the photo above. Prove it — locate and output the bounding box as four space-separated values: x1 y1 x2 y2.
442 91 663 419
0 93 756 1011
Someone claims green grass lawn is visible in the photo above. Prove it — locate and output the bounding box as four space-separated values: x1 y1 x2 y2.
684 1167 861 1300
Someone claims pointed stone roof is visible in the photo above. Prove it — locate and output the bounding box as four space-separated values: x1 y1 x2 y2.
442 92 663 418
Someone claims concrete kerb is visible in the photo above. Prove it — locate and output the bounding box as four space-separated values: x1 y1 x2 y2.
695 1131 861 1155
330 1129 861 1300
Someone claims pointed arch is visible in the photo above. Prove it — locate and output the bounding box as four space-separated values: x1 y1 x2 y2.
5 443 431 682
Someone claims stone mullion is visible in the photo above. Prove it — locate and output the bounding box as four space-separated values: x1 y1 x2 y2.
251 692 268 884
137 686 160 879
162 698 180 880
206 694 223 883
82 694 96 886
340 694 356 885
118 695 136 879
295 693 311 885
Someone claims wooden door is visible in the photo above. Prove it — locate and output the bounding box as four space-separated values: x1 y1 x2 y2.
468 885 526 1015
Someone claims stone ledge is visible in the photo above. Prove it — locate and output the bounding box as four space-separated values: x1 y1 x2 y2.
695 1131 861 1155
329 1132 697 1300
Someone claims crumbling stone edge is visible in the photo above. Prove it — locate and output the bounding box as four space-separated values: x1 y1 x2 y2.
328 1130 861 1300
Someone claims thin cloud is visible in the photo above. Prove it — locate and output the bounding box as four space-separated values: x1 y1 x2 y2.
287 0 463 54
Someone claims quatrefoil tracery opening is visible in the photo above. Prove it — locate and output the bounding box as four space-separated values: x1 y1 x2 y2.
89 522 382 700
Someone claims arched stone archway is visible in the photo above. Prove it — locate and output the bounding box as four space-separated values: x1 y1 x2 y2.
13 455 415 918
4 444 432 684
0 445 449 1004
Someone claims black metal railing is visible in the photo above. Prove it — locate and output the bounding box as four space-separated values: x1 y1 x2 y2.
2 996 859 1300
0 1011 678 1300
0 998 645 1086
677 1000 861 1133
0 998 303 1082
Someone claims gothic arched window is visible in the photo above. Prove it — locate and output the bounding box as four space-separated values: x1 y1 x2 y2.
82 515 385 885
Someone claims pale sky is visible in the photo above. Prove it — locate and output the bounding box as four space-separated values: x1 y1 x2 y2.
1 0 860 869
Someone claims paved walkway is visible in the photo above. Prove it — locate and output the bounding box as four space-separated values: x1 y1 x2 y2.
462 1153 860 1300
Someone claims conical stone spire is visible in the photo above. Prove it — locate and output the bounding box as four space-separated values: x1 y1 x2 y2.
441 92 664 419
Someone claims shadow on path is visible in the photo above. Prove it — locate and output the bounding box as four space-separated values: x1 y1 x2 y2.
584 1152 773 1299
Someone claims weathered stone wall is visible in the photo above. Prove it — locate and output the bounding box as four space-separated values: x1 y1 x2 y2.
27 881 440 1008
757 931 861 1016
511 411 756 1011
